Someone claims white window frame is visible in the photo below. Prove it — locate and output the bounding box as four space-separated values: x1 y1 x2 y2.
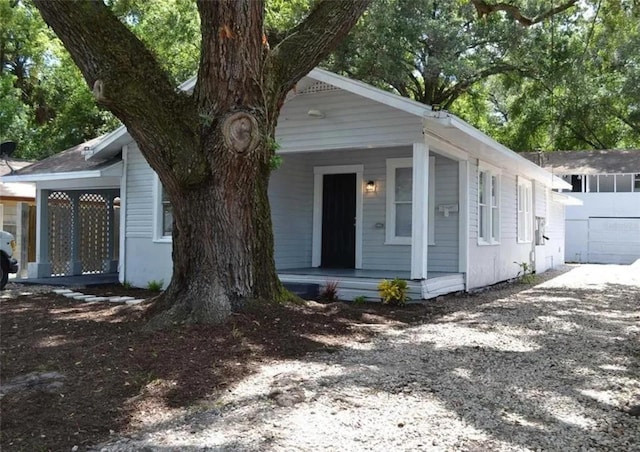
153 174 173 242
386 157 436 246
517 177 533 243
477 163 501 245
386 158 413 245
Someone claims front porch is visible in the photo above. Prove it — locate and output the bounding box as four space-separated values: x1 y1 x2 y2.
279 268 465 301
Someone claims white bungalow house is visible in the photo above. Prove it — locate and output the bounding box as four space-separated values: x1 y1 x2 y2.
522 150 640 265
5 69 575 300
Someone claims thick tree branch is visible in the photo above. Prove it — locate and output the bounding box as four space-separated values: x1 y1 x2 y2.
470 0 578 26
32 0 199 187
265 0 371 115
437 63 527 108
195 0 265 113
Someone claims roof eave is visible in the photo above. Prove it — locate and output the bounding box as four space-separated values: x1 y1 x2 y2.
2 160 122 183
426 112 572 190
551 192 584 206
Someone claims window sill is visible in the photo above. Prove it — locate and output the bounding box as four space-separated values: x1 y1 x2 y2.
477 239 500 246
153 237 173 243
517 240 532 244
384 238 411 246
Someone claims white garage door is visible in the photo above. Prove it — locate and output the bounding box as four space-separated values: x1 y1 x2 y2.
588 217 640 264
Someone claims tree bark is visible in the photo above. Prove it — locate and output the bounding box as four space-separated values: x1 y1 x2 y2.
33 0 370 327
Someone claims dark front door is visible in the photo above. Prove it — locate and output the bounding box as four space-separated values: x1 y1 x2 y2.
321 173 356 268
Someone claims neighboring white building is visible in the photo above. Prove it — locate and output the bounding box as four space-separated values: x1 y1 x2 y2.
523 150 640 265
6 69 574 300
1 159 36 274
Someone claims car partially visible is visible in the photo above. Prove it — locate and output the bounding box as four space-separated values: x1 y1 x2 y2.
0 230 19 289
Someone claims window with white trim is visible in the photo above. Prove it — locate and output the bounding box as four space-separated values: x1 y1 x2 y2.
478 165 500 245
161 186 173 237
154 176 173 240
386 158 413 245
385 157 436 246
517 178 533 243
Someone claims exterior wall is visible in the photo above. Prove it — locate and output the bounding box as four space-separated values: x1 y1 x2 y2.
467 162 545 289
269 156 313 269
122 144 171 287
123 143 461 287
563 192 640 263
542 198 566 270
0 201 18 236
533 182 565 273
277 88 423 153
271 147 413 272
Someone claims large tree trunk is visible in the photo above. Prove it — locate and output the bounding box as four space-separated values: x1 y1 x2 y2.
148 144 280 327
33 0 370 327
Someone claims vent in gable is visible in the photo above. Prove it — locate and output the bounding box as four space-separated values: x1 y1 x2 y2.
297 81 340 95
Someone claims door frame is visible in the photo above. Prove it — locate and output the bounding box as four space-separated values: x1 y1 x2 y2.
312 164 363 268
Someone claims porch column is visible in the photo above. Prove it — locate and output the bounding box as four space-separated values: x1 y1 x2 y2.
70 192 83 275
28 188 52 278
411 142 429 279
15 202 29 279
106 193 118 273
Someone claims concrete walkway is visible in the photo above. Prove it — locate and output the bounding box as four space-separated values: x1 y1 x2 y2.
12 273 119 287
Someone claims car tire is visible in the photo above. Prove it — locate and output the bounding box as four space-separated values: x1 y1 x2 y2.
0 258 8 290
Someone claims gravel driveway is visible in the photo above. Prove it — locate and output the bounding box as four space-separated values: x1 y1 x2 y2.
95 264 640 452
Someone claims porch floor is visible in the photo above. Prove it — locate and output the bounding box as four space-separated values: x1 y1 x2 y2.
278 268 466 301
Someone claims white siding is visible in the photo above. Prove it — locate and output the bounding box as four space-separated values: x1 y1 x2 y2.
277 89 423 153
563 192 640 263
467 165 537 289
269 156 313 269
124 237 172 288
269 149 461 273
533 184 565 273
125 144 154 238
270 147 413 272
429 155 459 272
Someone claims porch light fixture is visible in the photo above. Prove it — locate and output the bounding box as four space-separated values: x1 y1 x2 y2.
366 180 376 192
307 109 325 119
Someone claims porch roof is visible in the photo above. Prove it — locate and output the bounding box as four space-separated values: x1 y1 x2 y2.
1 136 122 183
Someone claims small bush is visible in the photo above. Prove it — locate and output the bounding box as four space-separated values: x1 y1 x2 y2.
377 278 409 306
353 295 366 305
122 280 132 289
514 261 537 284
146 279 164 292
319 280 339 302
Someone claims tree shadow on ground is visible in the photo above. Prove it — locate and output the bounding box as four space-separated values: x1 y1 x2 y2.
1 281 494 451
123 279 640 451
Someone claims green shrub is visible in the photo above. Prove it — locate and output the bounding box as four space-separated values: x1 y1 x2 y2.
377 278 409 306
146 279 164 292
514 262 537 284
353 295 366 305
122 280 132 289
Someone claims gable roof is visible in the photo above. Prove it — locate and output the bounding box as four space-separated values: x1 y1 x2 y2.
88 68 435 161
5 69 568 190
521 149 640 175
2 136 122 182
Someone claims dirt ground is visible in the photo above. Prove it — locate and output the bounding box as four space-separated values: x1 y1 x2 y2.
0 272 565 451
